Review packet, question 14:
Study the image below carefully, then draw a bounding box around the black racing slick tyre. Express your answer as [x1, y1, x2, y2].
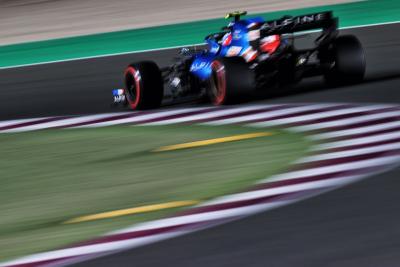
[324, 35, 366, 85]
[207, 57, 255, 105]
[124, 61, 164, 110]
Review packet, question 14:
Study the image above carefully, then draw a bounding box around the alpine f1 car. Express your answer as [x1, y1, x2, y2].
[113, 11, 366, 109]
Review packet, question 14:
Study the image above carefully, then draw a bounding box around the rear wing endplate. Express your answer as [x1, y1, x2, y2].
[260, 11, 337, 36]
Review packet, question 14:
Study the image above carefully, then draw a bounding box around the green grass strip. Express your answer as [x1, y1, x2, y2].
[0, 124, 312, 260]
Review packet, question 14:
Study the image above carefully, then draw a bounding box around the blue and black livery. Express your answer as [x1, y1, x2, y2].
[114, 11, 365, 110]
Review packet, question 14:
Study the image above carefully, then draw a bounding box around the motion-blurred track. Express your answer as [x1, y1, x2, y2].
[1, 23, 400, 266]
[1, 23, 400, 121]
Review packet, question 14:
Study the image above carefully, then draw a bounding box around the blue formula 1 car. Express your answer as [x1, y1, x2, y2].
[114, 11, 366, 109]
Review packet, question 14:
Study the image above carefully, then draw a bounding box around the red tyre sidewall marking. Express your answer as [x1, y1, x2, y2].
[124, 67, 141, 109]
[211, 61, 227, 105]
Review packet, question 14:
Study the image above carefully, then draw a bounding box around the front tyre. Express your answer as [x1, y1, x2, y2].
[124, 61, 164, 110]
[208, 57, 255, 105]
[324, 35, 366, 85]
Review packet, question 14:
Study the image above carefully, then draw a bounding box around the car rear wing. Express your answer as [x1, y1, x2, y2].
[260, 11, 338, 47]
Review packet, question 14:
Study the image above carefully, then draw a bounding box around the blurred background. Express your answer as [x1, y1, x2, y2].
[0, 0, 353, 45]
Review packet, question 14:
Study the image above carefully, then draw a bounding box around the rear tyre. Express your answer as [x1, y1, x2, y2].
[124, 61, 164, 110]
[324, 35, 366, 85]
[208, 57, 255, 105]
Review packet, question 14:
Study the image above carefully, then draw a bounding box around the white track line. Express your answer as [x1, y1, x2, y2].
[246, 105, 394, 127]
[71, 108, 213, 128]
[311, 120, 400, 140]
[314, 131, 400, 150]
[141, 105, 277, 125]
[291, 110, 400, 131]
[202, 104, 342, 125]
[0, 118, 52, 129]
[0, 232, 184, 267]
[199, 175, 361, 207]
[299, 111, 400, 131]
[299, 142, 400, 163]
[111, 200, 290, 236]
[0, 113, 133, 133]
[261, 154, 400, 183]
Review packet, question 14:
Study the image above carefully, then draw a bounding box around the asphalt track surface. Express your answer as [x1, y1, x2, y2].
[1, 23, 400, 266]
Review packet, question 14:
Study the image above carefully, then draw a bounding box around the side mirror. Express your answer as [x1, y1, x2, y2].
[179, 47, 190, 55]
